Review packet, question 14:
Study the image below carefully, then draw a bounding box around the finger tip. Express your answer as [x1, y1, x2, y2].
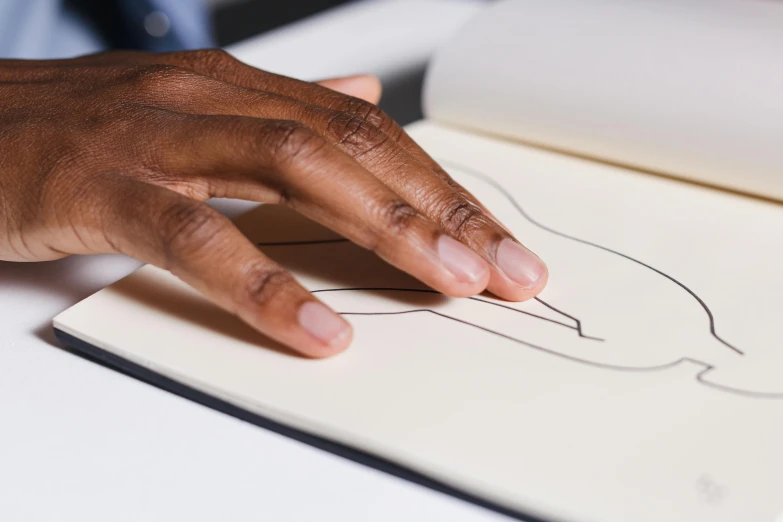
[348, 74, 382, 104]
[487, 265, 549, 302]
[440, 272, 492, 299]
[362, 75, 383, 104]
[301, 323, 354, 359]
[317, 74, 382, 104]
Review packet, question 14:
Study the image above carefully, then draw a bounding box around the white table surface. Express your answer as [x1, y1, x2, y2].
[0, 2, 515, 521]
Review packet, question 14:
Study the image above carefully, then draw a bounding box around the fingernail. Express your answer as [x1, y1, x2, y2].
[437, 235, 489, 284]
[496, 238, 547, 289]
[298, 301, 351, 346]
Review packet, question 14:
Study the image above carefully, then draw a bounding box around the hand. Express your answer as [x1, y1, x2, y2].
[0, 50, 547, 357]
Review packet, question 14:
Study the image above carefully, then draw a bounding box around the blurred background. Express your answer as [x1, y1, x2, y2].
[209, 0, 354, 46]
[208, 0, 489, 124]
[1, 0, 486, 123]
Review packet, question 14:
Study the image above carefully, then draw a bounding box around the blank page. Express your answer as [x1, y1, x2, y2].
[424, 0, 783, 200]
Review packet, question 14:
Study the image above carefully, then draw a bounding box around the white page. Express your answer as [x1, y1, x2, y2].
[55, 121, 783, 522]
[424, 0, 783, 201]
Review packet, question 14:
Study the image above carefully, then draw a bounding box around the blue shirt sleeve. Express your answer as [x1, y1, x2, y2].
[0, 0, 214, 59]
[111, 0, 215, 52]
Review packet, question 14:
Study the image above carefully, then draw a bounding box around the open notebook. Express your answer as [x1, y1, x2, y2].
[54, 1, 783, 521]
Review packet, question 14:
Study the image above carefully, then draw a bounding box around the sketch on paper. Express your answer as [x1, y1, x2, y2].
[251, 160, 782, 399]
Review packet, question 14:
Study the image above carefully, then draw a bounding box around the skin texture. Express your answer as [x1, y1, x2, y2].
[0, 50, 548, 357]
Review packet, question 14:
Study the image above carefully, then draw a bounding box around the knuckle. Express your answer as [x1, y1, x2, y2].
[128, 63, 179, 83]
[326, 111, 391, 158]
[327, 112, 394, 159]
[180, 48, 238, 71]
[125, 64, 207, 98]
[158, 201, 222, 261]
[440, 198, 489, 239]
[372, 198, 418, 237]
[333, 98, 396, 136]
[262, 120, 326, 165]
[240, 265, 294, 308]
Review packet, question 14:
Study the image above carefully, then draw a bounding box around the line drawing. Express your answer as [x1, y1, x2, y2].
[311, 287, 604, 342]
[534, 297, 596, 340]
[438, 159, 744, 357]
[257, 160, 783, 399]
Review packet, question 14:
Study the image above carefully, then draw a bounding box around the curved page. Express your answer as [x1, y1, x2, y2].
[424, 0, 783, 201]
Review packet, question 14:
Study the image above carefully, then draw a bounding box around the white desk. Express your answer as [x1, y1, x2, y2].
[1, 2, 514, 521]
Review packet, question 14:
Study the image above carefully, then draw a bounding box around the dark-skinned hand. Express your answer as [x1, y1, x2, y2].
[0, 50, 548, 357]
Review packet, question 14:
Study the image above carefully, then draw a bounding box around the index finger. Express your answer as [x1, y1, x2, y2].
[102, 178, 353, 358]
